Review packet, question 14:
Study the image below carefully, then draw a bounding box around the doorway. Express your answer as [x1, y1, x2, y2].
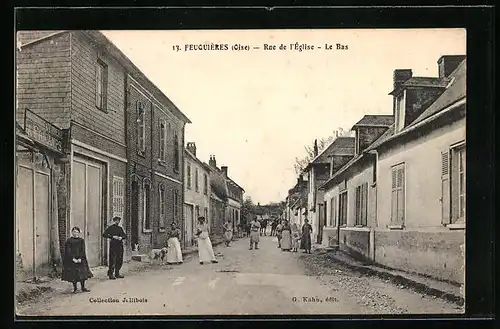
[71, 157, 104, 268]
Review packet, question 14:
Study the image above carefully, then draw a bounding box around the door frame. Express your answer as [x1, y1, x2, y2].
[184, 202, 195, 248]
[71, 151, 108, 267]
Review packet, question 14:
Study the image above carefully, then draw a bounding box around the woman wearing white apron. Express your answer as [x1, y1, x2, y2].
[166, 221, 183, 265]
[196, 217, 218, 265]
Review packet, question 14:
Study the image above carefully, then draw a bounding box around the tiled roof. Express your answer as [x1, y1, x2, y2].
[410, 60, 466, 126]
[311, 137, 355, 164]
[351, 115, 394, 128]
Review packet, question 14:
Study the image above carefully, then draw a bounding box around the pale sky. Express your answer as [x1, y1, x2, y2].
[102, 29, 466, 205]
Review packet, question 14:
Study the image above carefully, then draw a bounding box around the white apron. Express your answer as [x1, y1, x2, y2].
[166, 237, 183, 263]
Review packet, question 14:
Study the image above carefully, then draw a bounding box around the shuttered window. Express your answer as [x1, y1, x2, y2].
[186, 163, 192, 189]
[174, 132, 180, 172]
[112, 176, 124, 219]
[390, 163, 405, 226]
[173, 189, 179, 221]
[330, 196, 337, 227]
[355, 183, 368, 226]
[451, 146, 466, 223]
[159, 185, 165, 231]
[137, 101, 145, 154]
[339, 191, 348, 226]
[143, 180, 151, 232]
[95, 60, 108, 111]
[159, 120, 167, 162]
[195, 168, 199, 192]
[203, 173, 208, 195]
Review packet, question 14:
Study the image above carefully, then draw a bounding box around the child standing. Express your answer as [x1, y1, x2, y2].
[61, 227, 93, 293]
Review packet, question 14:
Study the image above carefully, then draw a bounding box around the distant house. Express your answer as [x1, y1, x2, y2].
[286, 175, 308, 227]
[184, 143, 211, 248]
[319, 55, 466, 284]
[302, 136, 355, 244]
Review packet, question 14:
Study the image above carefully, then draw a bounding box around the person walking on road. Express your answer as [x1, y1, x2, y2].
[270, 219, 278, 236]
[195, 216, 218, 265]
[281, 220, 292, 252]
[166, 221, 183, 265]
[249, 217, 261, 250]
[291, 223, 301, 252]
[222, 219, 233, 247]
[276, 221, 283, 248]
[301, 218, 313, 254]
[102, 216, 126, 279]
[62, 226, 93, 293]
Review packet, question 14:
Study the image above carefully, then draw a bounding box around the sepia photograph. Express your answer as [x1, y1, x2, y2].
[14, 27, 467, 317]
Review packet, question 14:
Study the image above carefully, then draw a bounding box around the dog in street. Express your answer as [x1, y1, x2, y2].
[149, 247, 168, 264]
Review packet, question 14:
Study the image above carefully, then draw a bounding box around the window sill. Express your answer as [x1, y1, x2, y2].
[447, 223, 465, 230]
[96, 106, 108, 113]
[158, 160, 166, 166]
[388, 224, 404, 230]
[343, 226, 370, 232]
[142, 229, 152, 234]
[158, 228, 166, 233]
[137, 151, 146, 158]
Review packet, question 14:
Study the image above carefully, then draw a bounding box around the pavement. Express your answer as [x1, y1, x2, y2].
[16, 234, 463, 316]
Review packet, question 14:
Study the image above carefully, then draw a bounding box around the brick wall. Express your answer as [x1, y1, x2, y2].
[16, 32, 71, 129]
[70, 32, 126, 145]
[358, 126, 389, 153]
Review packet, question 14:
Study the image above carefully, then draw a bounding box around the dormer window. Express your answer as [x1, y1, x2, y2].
[395, 91, 406, 133]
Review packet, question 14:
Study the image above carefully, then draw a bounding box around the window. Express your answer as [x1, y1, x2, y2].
[173, 132, 180, 172]
[95, 60, 108, 111]
[355, 183, 368, 226]
[204, 207, 208, 222]
[158, 185, 165, 231]
[203, 173, 208, 195]
[186, 163, 192, 189]
[143, 180, 151, 232]
[195, 205, 200, 220]
[338, 191, 348, 226]
[136, 101, 145, 155]
[390, 163, 405, 226]
[159, 120, 167, 162]
[173, 189, 179, 221]
[195, 168, 199, 192]
[329, 196, 337, 227]
[112, 176, 125, 219]
[451, 146, 466, 223]
[395, 92, 406, 132]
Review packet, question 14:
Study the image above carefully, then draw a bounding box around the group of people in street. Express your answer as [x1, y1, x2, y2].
[61, 216, 218, 293]
[275, 218, 313, 253]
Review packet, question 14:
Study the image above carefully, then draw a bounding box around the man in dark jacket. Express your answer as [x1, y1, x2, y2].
[102, 216, 127, 279]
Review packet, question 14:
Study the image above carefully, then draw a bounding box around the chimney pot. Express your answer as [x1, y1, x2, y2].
[438, 55, 466, 78]
[221, 166, 228, 177]
[186, 142, 197, 157]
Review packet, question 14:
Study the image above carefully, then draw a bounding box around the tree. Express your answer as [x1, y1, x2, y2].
[241, 196, 256, 224]
[293, 127, 352, 175]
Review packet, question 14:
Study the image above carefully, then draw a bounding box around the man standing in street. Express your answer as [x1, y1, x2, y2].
[102, 216, 126, 279]
[249, 216, 261, 250]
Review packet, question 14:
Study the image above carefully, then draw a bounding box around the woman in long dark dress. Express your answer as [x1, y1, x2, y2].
[61, 227, 93, 293]
[301, 219, 313, 254]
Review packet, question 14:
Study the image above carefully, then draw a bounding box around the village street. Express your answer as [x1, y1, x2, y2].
[18, 233, 461, 316]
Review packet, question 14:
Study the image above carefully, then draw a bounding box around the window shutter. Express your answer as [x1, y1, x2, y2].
[391, 168, 397, 223]
[397, 168, 405, 224]
[440, 151, 451, 225]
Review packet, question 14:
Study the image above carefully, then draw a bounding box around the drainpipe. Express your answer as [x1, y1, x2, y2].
[367, 149, 378, 262]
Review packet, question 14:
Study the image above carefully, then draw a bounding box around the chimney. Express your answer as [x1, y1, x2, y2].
[209, 155, 216, 168]
[186, 142, 196, 157]
[438, 55, 466, 78]
[393, 69, 413, 90]
[221, 166, 228, 177]
[313, 139, 318, 157]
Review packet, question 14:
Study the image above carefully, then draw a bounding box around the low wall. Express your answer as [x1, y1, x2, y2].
[322, 227, 338, 247]
[374, 229, 465, 284]
[340, 229, 371, 261]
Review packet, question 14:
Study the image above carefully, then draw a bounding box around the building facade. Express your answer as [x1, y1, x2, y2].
[184, 143, 211, 248]
[16, 30, 190, 269]
[319, 55, 466, 284]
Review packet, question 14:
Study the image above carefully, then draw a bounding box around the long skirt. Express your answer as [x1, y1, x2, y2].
[166, 237, 183, 263]
[250, 231, 260, 244]
[281, 230, 292, 250]
[224, 230, 233, 243]
[301, 233, 312, 251]
[198, 236, 216, 262]
[61, 259, 93, 282]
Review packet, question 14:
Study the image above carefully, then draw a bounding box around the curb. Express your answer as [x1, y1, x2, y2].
[322, 250, 464, 306]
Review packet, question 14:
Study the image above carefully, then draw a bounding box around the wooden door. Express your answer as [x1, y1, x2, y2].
[34, 171, 50, 271]
[184, 204, 194, 247]
[72, 158, 103, 268]
[17, 166, 34, 278]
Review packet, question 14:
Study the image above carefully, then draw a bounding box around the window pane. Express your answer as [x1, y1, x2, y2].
[391, 190, 397, 223]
